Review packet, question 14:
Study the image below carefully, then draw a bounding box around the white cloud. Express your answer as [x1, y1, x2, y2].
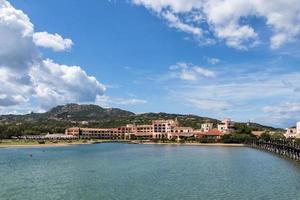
[0, 68, 33, 106]
[262, 102, 300, 127]
[168, 69, 300, 126]
[0, 0, 105, 111]
[180, 70, 197, 81]
[96, 95, 147, 108]
[193, 67, 215, 77]
[187, 98, 231, 111]
[263, 102, 300, 115]
[132, 0, 203, 13]
[207, 58, 220, 65]
[0, 0, 36, 72]
[33, 32, 73, 52]
[131, 0, 300, 49]
[0, 0, 33, 37]
[95, 95, 110, 108]
[169, 62, 216, 81]
[116, 98, 147, 105]
[162, 11, 202, 36]
[0, 94, 27, 106]
[30, 59, 106, 108]
[175, 72, 300, 102]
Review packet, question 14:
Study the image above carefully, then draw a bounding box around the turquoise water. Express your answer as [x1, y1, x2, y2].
[0, 144, 300, 200]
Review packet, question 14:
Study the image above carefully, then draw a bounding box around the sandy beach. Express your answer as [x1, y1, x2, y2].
[0, 140, 106, 149]
[0, 140, 245, 149]
[0, 143, 73, 148]
[138, 142, 245, 147]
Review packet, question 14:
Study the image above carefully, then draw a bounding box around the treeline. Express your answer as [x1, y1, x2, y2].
[0, 121, 68, 139]
[220, 124, 286, 143]
[220, 124, 300, 144]
[221, 124, 256, 143]
[0, 119, 135, 139]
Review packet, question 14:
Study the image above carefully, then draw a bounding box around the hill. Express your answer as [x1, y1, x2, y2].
[0, 104, 134, 122]
[0, 103, 283, 139]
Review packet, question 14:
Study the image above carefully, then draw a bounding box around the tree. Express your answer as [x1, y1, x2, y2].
[270, 132, 285, 140]
[235, 124, 252, 135]
[221, 124, 256, 143]
[260, 132, 271, 141]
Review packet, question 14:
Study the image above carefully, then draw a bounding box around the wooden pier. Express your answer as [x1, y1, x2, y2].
[248, 140, 300, 161]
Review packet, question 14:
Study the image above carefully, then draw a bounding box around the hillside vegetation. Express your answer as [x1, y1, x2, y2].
[0, 103, 282, 139]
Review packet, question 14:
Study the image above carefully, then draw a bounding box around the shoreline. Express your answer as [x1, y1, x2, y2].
[0, 139, 111, 149]
[0, 142, 95, 149]
[139, 142, 245, 147]
[0, 140, 245, 149]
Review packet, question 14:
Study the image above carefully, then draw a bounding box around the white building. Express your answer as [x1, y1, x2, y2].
[284, 128, 297, 138]
[81, 121, 89, 125]
[201, 123, 213, 132]
[284, 121, 300, 139]
[217, 118, 235, 134]
[153, 119, 177, 133]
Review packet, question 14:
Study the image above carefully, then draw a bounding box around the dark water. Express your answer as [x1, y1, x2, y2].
[0, 144, 300, 200]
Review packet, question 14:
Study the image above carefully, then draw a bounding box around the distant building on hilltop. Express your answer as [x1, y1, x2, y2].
[81, 121, 89, 125]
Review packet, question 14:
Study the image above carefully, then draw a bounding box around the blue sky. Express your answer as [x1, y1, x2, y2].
[1, 0, 300, 127]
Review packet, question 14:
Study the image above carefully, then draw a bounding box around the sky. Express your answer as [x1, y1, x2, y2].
[0, 0, 300, 128]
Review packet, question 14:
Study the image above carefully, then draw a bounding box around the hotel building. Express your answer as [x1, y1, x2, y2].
[201, 123, 214, 132]
[285, 121, 300, 139]
[217, 118, 235, 134]
[65, 119, 234, 141]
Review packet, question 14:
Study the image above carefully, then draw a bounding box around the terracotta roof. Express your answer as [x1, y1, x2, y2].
[194, 129, 222, 136]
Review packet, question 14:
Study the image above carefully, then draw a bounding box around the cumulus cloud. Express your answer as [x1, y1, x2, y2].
[0, 0, 105, 110]
[30, 59, 105, 108]
[131, 0, 300, 49]
[169, 62, 215, 81]
[0, 68, 33, 106]
[33, 32, 73, 52]
[0, 1, 36, 72]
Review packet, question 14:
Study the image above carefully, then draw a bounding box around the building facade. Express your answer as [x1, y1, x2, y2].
[65, 119, 233, 141]
[201, 123, 214, 132]
[194, 129, 222, 141]
[217, 118, 235, 134]
[285, 121, 300, 139]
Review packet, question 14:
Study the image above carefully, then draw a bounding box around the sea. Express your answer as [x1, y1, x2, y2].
[0, 143, 300, 200]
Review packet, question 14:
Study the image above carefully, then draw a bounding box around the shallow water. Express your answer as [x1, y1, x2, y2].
[0, 143, 300, 200]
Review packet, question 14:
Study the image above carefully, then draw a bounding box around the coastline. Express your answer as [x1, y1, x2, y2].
[0, 140, 245, 149]
[0, 139, 113, 149]
[0, 141, 95, 149]
[0, 143, 75, 148]
[138, 142, 245, 147]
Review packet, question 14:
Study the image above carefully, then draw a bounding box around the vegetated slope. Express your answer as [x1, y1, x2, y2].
[0, 103, 283, 138]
